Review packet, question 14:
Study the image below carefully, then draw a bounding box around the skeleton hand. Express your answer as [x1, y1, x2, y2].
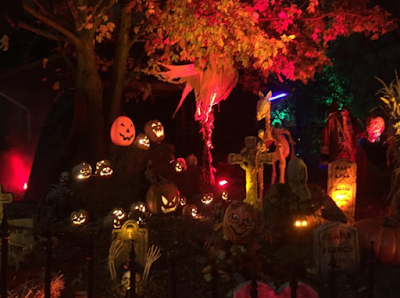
[108, 238, 123, 281]
[0, 35, 9, 51]
[142, 245, 161, 282]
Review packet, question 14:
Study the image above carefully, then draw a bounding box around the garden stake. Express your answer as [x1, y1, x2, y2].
[0, 211, 9, 298]
[87, 232, 94, 298]
[328, 253, 337, 298]
[45, 227, 52, 298]
[250, 277, 258, 298]
[126, 240, 136, 298]
[367, 241, 376, 298]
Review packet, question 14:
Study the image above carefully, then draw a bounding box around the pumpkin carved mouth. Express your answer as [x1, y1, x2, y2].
[229, 225, 251, 238]
[152, 128, 164, 138]
[119, 133, 134, 141]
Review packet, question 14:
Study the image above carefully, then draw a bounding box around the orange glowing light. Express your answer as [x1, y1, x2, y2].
[23, 183, 28, 190]
[295, 221, 301, 227]
[333, 193, 348, 208]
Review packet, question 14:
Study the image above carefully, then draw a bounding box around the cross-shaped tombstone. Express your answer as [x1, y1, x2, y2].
[0, 184, 13, 223]
[228, 136, 273, 207]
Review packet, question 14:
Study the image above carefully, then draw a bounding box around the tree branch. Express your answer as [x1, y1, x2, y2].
[93, 0, 118, 29]
[22, 4, 81, 47]
[18, 22, 68, 41]
[67, 0, 81, 29]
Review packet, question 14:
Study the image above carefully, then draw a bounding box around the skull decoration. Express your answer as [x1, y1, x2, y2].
[185, 154, 198, 167]
[72, 162, 92, 180]
[201, 193, 214, 205]
[120, 220, 140, 240]
[182, 204, 198, 218]
[221, 191, 229, 201]
[134, 134, 151, 150]
[130, 202, 146, 213]
[59, 172, 70, 186]
[173, 158, 187, 173]
[146, 183, 180, 214]
[70, 209, 89, 226]
[365, 116, 385, 143]
[121, 271, 141, 291]
[94, 160, 113, 177]
[144, 120, 165, 143]
[110, 116, 136, 146]
[180, 196, 187, 206]
[256, 91, 272, 121]
[223, 202, 256, 244]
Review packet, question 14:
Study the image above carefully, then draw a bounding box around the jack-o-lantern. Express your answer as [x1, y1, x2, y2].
[201, 193, 214, 204]
[120, 220, 140, 240]
[222, 191, 229, 201]
[128, 209, 146, 225]
[365, 116, 385, 143]
[95, 160, 113, 177]
[130, 202, 146, 213]
[113, 218, 122, 229]
[112, 207, 126, 220]
[180, 196, 187, 206]
[110, 116, 136, 146]
[186, 154, 198, 167]
[72, 162, 92, 180]
[146, 183, 180, 214]
[182, 204, 198, 218]
[223, 202, 257, 244]
[134, 134, 150, 150]
[144, 120, 165, 143]
[173, 158, 187, 172]
[70, 209, 89, 226]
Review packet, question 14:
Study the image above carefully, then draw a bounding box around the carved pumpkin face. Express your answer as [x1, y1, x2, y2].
[182, 204, 198, 218]
[173, 158, 187, 172]
[72, 162, 92, 180]
[95, 160, 113, 177]
[180, 196, 187, 206]
[146, 183, 180, 214]
[70, 209, 89, 226]
[185, 154, 198, 166]
[223, 202, 256, 244]
[121, 220, 140, 240]
[134, 134, 150, 150]
[112, 207, 126, 220]
[130, 202, 146, 213]
[201, 193, 214, 204]
[145, 120, 165, 143]
[113, 218, 122, 229]
[222, 191, 228, 201]
[110, 116, 136, 146]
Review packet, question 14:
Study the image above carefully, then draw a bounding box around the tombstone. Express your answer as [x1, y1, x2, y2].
[327, 159, 357, 224]
[313, 222, 359, 279]
[8, 218, 35, 269]
[0, 184, 13, 223]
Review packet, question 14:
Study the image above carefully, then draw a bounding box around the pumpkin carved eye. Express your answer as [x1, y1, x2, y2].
[121, 123, 125, 126]
[162, 195, 168, 206]
[243, 217, 252, 224]
[231, 213, 239, 221]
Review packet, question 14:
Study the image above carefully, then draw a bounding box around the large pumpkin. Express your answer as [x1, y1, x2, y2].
[223, 201, 257, 244]
[144, 120, 165, 143]
[146, 183, 180, 214]
[355, 217, 400, 265]
[110, 116, 136, 146]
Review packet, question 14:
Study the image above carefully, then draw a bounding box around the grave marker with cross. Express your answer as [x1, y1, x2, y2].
[0, 184, 13, 223]
[228, 136, 273, 207]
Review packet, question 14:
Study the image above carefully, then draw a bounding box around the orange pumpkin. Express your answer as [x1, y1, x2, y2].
[355, 217, 400, 265]
[223, 201, 257, 244]
[110, 116, 135, 146]
[146, 183, 180, 214]
[144, 120, 165, 143]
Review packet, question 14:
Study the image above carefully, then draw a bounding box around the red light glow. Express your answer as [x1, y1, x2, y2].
[218, 180, 228, 187]
[23, 183, 28, 190]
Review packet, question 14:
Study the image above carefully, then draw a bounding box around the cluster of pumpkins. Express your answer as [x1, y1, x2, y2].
[110, 116, 166, 148]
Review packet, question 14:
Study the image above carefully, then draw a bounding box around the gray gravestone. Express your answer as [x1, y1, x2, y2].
[313, 221, 359, 279]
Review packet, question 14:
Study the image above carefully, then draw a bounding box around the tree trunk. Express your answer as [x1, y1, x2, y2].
[201, 120, 216, 188]
[109, 0, 132, 127]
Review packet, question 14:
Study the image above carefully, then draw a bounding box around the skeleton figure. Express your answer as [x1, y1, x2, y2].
[256, 91, 295, 184]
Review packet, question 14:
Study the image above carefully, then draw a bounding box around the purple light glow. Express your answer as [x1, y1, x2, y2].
[269, 93, 288, 101]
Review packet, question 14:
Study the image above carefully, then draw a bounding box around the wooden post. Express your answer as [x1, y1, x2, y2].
[45, 227, 52, 298]
[328, 253, 337, 298]
[1, 210, 10, 298]
[87, 232, 94, 298]
[367, 241, 376, 298]
[127, 240, 136, 298]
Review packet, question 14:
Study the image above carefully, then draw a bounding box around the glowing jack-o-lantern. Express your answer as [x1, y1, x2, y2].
[130, 202, 146, 213]
[95, 160, 113, 177]
[294, 220, 308, 228]
[72, 162, 92, 181]
[134, 134, 150, 150]
[120, 220, 140, 240]
[182, 204, 198, 218]
[365, 116, 385, 143]
[113, 218, 122, 229]
[180, 196, 187, 206]
[112, 207, 126, 220]
[221, 191, 229, 201]
[146, 183, 180, 214]
[185, 154, 198, 167]
[173, 158, 187, 172]
[201, 193, 214, 204]
[144, 120, 165, 143]
[223, 202, 256, 244]
[110, 116, 136, 146]
[70, 209, 89, 226]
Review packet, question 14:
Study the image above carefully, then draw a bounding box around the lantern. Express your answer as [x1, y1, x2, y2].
[365, 116, 385, 143]
[182, 204, 198, 218]
[134, 134, 150, 150]
[144, 120, 165, 143]
[180, 196, 187, 206]
[130, 202, 146, 213]
[146, 183, 180, 214]
[110, 116, 136, 146]
[201, 193, 214, 204]
[94, 160, 113, 177]
[221, 191, 228, 201]
[185, 154, 198, 166]
[72, 162, 92, 180]
[70, 209, 89, 226]
[120, 220, 140, 240]
[223, 202, 256, 244]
